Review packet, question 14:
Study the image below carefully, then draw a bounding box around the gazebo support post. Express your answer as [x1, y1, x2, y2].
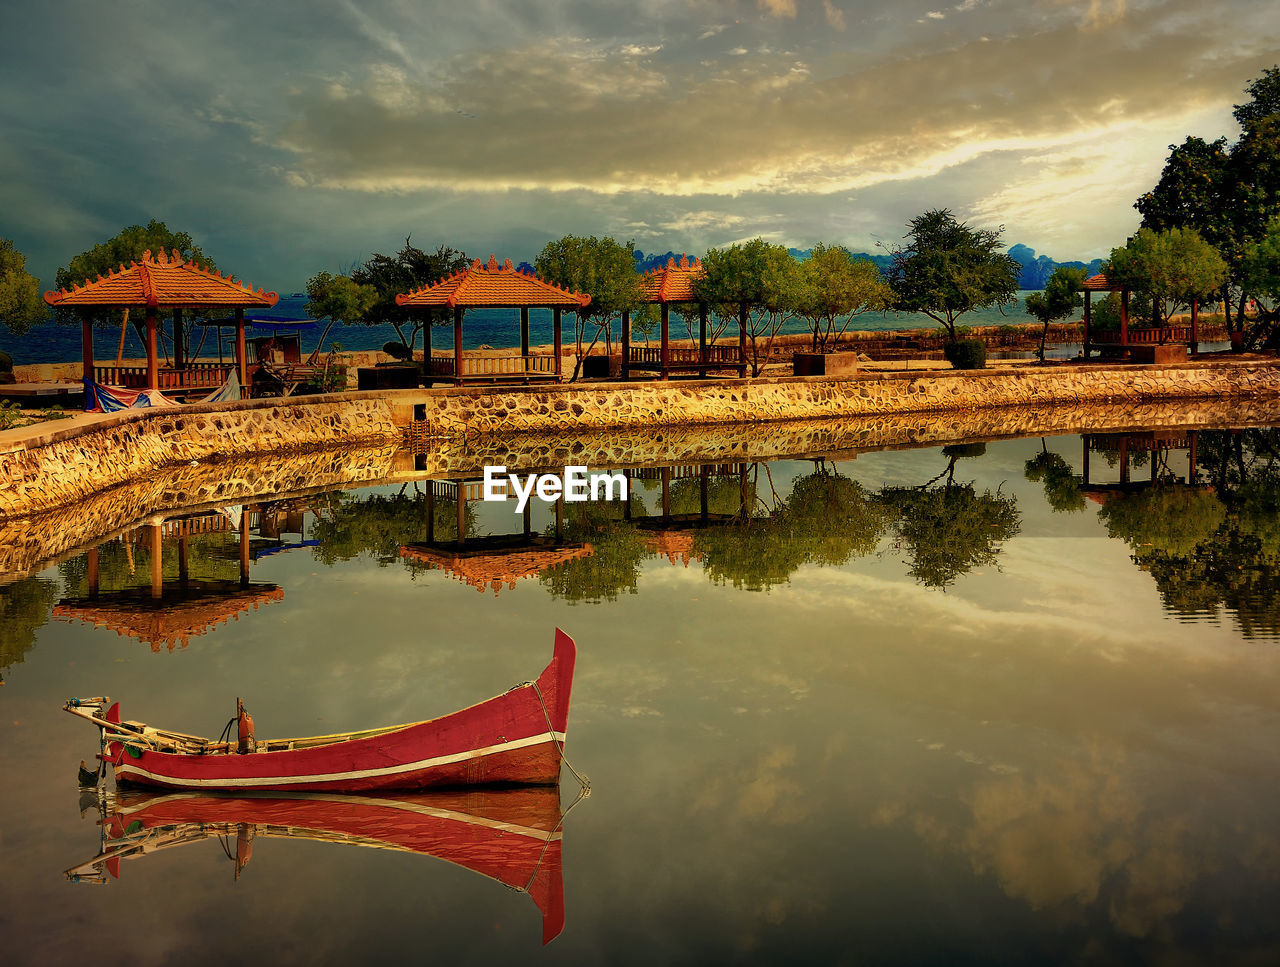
[145, 307, 159, 390]
[453, 306, 464, 386]
[520, 307, 530, 380]
[1190, 298, 1199, 356]
[738, 306, 748, 378]
[172, 308, 184, 373]
[1120, 289, 1130, 357]
[81, 317, 95, 386]
[424, 316, 432, 383]
[553, 309, 563, 380]
[87, 547, 99, 599]
[1082, 292, 1091, 360]
[699, 304, 708, 377]
[621, 310, 630, 380]
[456, 486, 467, 547]
[660, 305, 670, 380]
[235, 309, 248, 393]
[426, 486, 435, 544]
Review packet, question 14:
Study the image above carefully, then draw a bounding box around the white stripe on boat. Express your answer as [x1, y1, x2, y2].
[114, 732, 567, 788]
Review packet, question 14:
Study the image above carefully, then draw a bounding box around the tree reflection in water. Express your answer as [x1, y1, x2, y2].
[879, 444, 1022, 590]
[0, 576, 59, 681]
[1102, 429, 1280, 637]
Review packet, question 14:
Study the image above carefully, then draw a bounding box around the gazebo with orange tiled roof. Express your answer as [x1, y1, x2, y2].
[1081, 271, 1199, 362]
[395, 255, 590, 385]
[43, 249, 278, 395]
[622, 255, 746, 380]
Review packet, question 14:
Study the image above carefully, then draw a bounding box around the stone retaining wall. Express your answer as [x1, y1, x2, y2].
[0, 395, 399, 521]
[407, 360, 1280, 438]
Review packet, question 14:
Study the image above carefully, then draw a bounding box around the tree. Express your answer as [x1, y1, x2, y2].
[0, 239, 45, 336]
[695, 239, 800, 376]
[1135, 66, 1280, 342]
[1023, 266, 1085, 361]
[1242, 216, 1280, 346]
[794, 244, 893, 351]
[535, 235, 645, 381]
[1024, 445, 1086, 513]
[0, 576, 58, 680]
[884, 209, 1020, 341]
[51, 220, 215, 366]
[53, 220, 212, 324]
[1106, 227, 1227, 324]
[304, 271, 378, 358]
[351, 239, 469, 353]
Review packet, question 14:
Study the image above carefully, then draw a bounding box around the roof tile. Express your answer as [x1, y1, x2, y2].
[44, 249, 279, 309]
[640, 255, 703, 303]
[396, 256, 591, 309]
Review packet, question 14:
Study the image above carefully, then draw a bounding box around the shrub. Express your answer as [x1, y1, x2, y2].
[382, 341, 412, 361]
[944, 338, 987, 369]
[0, 350, 12, 372]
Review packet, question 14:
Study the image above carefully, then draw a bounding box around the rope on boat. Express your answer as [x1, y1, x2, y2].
[523, 680, 591, 795]
[516, 782, 591, 897]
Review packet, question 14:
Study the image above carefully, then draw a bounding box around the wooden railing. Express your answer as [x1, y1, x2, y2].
[629, 345, 742, 366]
[1092, 326, 1194, 346]
[425, 355, 557, 379]
[94, 362, 234, 389]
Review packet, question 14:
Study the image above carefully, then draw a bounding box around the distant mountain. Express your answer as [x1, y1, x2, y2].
[1006, 244, 1105, 290]
[635, 246, 1103, 290]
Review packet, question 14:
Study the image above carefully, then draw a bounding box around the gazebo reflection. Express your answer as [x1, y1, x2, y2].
[399, 478, 594, 594]
[52, 506, 286, 652]
[621, 463, 752, 563]
[1081, 431, 1200, 501]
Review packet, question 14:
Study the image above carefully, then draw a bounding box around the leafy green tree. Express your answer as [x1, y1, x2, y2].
[0, 239, 45, 336]
[1242, 216, 1280, 346]
[1136, 67, 1280, 341]
[535, 236, 645, 380]
[695, 239, 800, 376]
[794, 244, 893, 351]
[1106, 228, 1228, 325]
[884, 209, 1020, 342]
[694, 514, 808, 591]
[304, 271, 379, 358]
[52, 220, 213, 329]
[1023, 266, 1085, 361]
[351, 239, 469, 353]
[784, 469, 894, 564]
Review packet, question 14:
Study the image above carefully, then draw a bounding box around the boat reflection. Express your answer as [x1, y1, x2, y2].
[66, 786, 569, 944]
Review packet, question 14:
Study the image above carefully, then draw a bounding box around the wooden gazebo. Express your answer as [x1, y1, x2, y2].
[395, 256, 590, 385]
[44, 249, 278, 394]
[1081, 431, 1199, 501]
[622, 256, 746, 380]
[1081, 272, 1199, 362]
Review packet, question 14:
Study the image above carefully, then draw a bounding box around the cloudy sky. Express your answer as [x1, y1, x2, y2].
[2, 0, 1278, 292]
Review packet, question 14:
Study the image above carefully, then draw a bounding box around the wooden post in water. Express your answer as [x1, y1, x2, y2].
[457, 483, 466, 547]
[178, 534, 189, 587]
[87, 547, 99, 599]
[149, 524, 163, 600]
[239, 509, 250, 588]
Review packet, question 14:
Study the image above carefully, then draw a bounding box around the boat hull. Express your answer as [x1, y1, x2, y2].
[101, 630, 576, 793]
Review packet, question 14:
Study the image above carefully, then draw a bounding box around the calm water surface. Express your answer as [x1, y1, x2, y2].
[3, 429, 1280, 965]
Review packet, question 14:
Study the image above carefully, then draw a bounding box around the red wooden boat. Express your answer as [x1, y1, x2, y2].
[66, 786, 567, 944]
[65, 629, 576, 793]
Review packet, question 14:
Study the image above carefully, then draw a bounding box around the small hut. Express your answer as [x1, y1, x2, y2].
[395, 256, 590, 385]
[43, 249, 278, 396]
[622, 256, 747, 380]
[1081, 272, 1199, 362]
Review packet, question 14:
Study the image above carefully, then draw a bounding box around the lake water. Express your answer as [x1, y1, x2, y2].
[3, 421, 1280, 964]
